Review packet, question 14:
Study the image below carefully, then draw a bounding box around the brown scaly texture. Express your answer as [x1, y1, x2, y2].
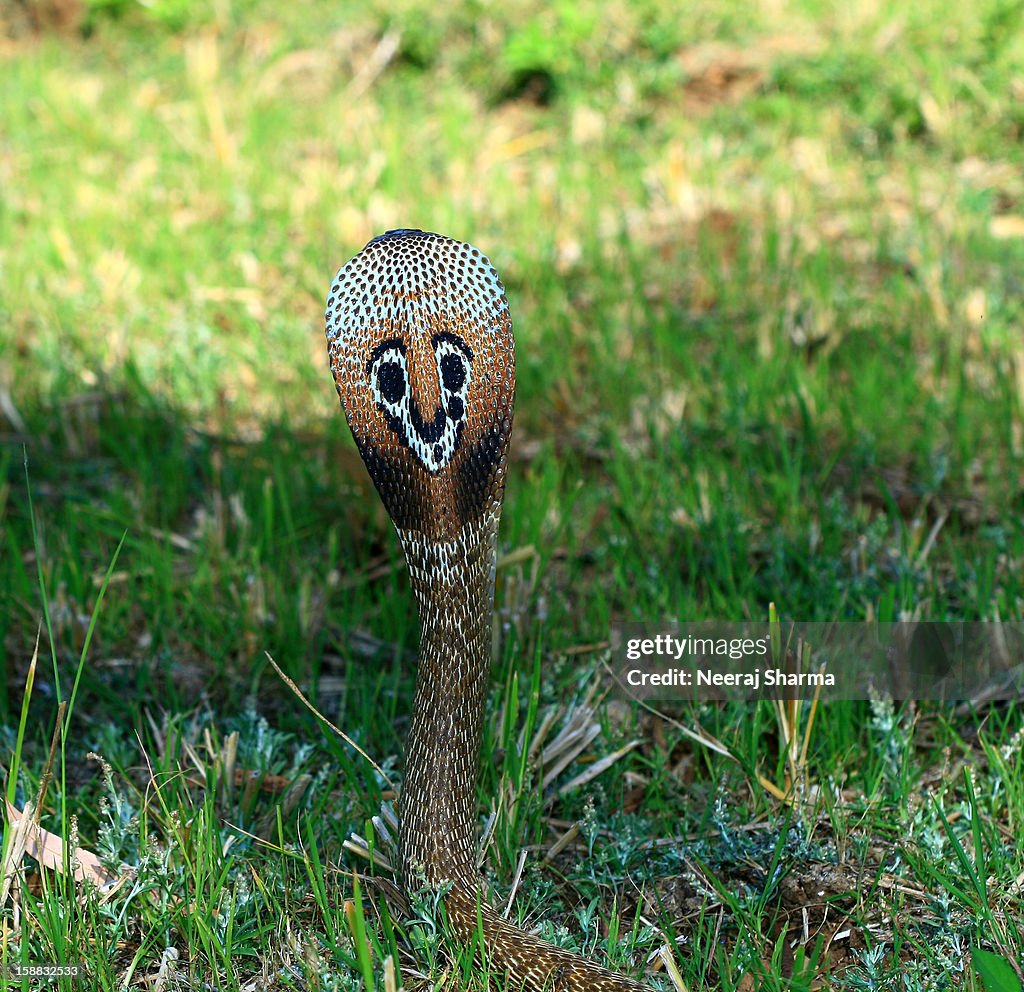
[326, 230, 652, 991]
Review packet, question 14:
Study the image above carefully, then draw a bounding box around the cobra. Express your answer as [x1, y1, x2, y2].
[326, 229, 652, 991]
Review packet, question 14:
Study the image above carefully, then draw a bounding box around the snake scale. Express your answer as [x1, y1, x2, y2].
[326, 229, 653, 991]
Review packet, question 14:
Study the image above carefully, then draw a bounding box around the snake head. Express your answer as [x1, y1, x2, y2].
[325, 230, 516, 542]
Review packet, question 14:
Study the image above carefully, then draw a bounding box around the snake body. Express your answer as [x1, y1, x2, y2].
[326, 230, 651, 991]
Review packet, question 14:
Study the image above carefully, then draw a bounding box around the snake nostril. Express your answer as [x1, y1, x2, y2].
[377, 361, 406, 404]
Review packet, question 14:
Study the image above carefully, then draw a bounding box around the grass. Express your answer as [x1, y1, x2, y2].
[1, 0, 1023, 987]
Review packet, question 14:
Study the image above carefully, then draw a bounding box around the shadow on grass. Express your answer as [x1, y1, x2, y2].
[1, 366, 418, 751]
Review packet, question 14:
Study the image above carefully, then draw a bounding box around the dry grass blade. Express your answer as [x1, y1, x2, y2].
[0, 798, 35, 908]
[345, 28, 401, 100]
[345, 800, 399, 872]
[525, 707, 561, 766]
[599, 654, 738, 761]
[384, 954, 401, 992]
[153, 947, 180, 992]
[502, 848, 529, 917]
[343, 834, 396, 873]
[556, 739, 641, 797]
[4, 798, 119, 888]
[758, 639, 825, 806]
[539, 693, 603, 792]
[0, 387, 27, 434]
[544, 821, 581, 860]
[266, 651, 394, 790]
[656, 943, 689, 992]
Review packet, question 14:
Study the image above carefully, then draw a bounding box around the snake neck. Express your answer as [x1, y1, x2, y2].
[397, 517, 498, 891]
[396, 522, 654, 992]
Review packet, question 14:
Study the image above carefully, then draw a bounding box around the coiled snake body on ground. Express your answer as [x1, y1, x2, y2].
[326, 229, 652, 991]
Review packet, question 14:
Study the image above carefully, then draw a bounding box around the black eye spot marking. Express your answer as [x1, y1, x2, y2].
[378, 361, 406, 404]
[367, 341, 409, 430]
[365, 333, 474, 474]
[440, 353, 466, 393]
[432, 333, 473, 439]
